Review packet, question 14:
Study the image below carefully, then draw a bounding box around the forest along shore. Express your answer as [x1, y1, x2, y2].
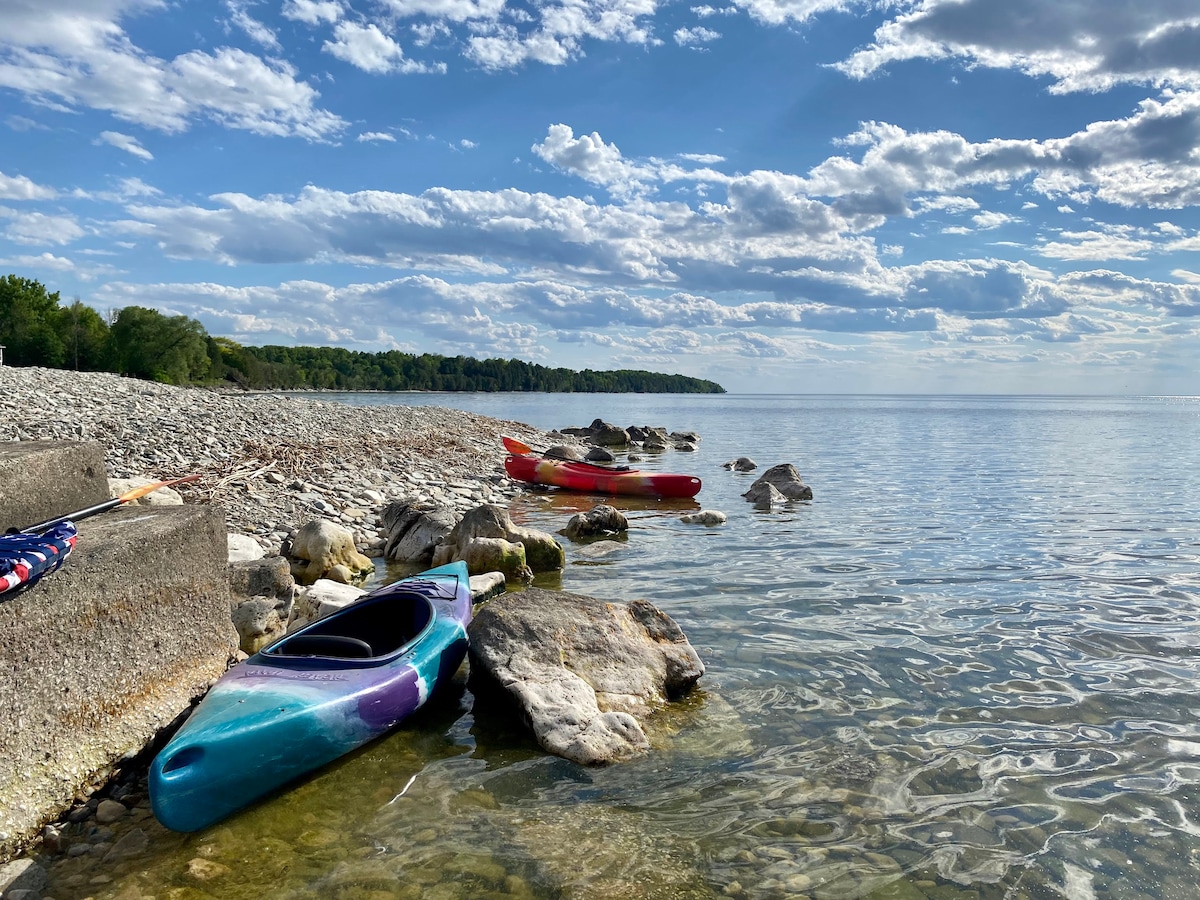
[0, 366, 555, 554]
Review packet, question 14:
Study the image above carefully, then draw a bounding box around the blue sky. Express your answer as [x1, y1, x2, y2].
[2, 0, 1200, 394]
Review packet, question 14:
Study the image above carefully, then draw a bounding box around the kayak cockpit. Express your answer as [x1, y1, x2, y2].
[260, 588, 436, 668]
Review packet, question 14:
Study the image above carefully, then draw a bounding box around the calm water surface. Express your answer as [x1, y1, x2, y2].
[61, 395, 1200, 899]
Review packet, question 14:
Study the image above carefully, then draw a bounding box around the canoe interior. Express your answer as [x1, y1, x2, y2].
[261, 588, 435, 667]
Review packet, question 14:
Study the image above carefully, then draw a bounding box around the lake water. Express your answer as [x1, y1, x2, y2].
[54, 394, 1200, 899]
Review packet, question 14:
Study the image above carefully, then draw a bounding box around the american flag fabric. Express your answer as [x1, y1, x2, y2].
[0, 521, 78, 596]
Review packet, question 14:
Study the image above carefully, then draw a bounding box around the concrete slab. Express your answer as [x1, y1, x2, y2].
[0, 441, 110, 533]
[0, 504, 238, 860]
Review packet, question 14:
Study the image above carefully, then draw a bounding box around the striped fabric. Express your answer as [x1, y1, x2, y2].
[0, 521, 78, 596]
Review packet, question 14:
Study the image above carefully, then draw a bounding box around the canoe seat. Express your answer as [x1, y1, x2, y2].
[277, 634, 374, 659]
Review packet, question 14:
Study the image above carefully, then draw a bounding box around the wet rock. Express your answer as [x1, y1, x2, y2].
[680, 510, 727, 526]
[434, 504, 564, 575]
[468, 588, 704, 765]
[722, 457, 757, 472]
[563, 504, 629, 541]
[743, 482, 787, 508]
[94, 799, 127, 825]
[743, 463, 813, 501]
[584, 446, 615, 462]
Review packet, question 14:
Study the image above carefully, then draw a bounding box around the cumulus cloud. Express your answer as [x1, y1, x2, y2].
[96, 131, 153, 160]
[357, 131, 397, 142]
[674, 26, 720, 46]
[0, 0, 344, 139]
[1, 210, 86, 246]
[0, 171, 57, 201]
[322, 21, 440, 74]
[465, 0, 660, 70]
[838, 0, 1200, 93]
[281, 0, 343, 24]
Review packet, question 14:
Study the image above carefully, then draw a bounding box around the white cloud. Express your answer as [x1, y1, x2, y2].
[96, 130, 153, 160]
[226, 0, 280, 50]
[1, 210, 86, 246]
[838, 1, 1200, 93]
[357, 131, 397, 142]
[0, 1, 345, 140]
[465, 0, 660, 70]
[732, 0, 858, 27]
[281, 0, 343, 25]
[532, 124, 655, 196]
[323, 21, 432, 74]
[0, 171, 58, 201]
[377, 0, 507, 23]
[674, 26, 720, 46]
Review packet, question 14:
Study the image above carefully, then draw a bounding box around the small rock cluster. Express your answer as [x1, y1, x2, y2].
[559, 418, 700, 456]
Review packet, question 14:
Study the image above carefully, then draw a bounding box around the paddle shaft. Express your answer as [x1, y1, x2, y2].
[20, 474, 202, 534]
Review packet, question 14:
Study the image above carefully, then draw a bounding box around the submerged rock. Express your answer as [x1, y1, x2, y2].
[562, 504, 629, 541]
[722, 457, 758, 472]
[468, 588, 705, 765]
[680, 510, 727, 526]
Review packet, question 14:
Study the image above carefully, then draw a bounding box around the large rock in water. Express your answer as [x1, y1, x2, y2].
[742, 463, 813, 502]
[468, 588, 705, 765]
[433, 504, 564, 578]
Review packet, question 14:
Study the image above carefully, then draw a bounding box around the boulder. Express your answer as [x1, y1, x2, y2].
[231, 597, 288, 654]
[228, 556, 297, 653]
[546, 444, 585, 461]
[381, 500, 459, 563]
[744, 463, 813, 501]
[287, 519, 374, 584]
[642, 433, 670, 452]
[680, 510, 727, 526]
[669, 431, 700, 444]
[563, 504, 629, 541]
[227, 533, 265, 562]
[587, 419, 630, 447]
[293, 579, 367, 625]
[468, 588, 704, 765]
[584, 446, 615, 462]
[433, 504, 564, 576]
[743, 481, 787, 508]
[723, 457, 758, 472]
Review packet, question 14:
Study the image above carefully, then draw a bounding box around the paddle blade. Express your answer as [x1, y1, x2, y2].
[116, 473, 202, 503]
[502, 436, 534, 455]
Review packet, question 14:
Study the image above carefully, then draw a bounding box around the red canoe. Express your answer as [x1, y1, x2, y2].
[504, 454, 702, 498]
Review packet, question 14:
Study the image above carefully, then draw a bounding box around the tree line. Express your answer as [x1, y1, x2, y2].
[0, 275, 726, 394]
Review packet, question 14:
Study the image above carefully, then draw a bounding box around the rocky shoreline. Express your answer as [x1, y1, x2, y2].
[0, 367, 556, 554]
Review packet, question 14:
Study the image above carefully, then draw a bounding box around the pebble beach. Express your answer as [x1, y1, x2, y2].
[0, 366, 554, 553]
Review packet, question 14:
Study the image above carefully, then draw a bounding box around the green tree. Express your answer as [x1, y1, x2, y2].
[55, 299, 111, 371]
[0, 274, 66, 367]
[110, 306, 211, 384]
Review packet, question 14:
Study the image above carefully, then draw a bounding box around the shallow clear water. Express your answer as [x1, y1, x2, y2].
[52, 394, 1200, 899]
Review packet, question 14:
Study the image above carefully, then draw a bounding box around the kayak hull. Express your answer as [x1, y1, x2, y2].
[504, 454, 702, 498]
[149, 561, 472, 832]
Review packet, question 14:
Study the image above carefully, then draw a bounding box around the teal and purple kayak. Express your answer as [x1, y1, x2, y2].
[149, 561, 472, 832]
